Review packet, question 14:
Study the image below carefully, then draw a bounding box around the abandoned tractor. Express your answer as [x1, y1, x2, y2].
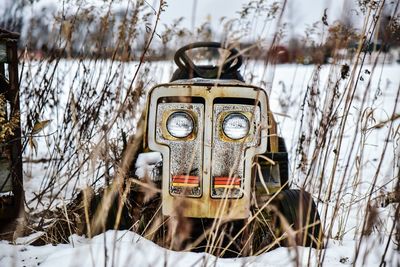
[128, 42, 323, 256]
[39, 42, 323, 256]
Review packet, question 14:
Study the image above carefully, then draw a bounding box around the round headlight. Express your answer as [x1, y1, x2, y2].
[166, 112, 194, 138]
[222, 113, 249, 140]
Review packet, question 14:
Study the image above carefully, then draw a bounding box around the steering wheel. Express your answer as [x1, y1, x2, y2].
[174, 42, 243, 79]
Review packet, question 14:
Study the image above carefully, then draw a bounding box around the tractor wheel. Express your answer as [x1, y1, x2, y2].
[272, 189, 323, 248]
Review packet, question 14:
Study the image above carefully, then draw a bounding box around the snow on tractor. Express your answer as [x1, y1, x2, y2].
[128, 42, 324, 256]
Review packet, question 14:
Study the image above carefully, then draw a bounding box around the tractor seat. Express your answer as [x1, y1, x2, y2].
[170, 65, 244, 82]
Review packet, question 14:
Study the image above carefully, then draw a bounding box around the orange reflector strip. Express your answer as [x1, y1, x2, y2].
[171, 183, 199, 187]
[171, 175, 199, 187]
[172, 175, 199, 180]
[213, 177, 241, 187]
[214, 185, 241, 189]
[172, 180, 199, 184]
[214, 177, 241, 181]
[214, 182, 241, 185]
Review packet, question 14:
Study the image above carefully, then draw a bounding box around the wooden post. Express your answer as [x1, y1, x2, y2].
[0, 28, 23, 224]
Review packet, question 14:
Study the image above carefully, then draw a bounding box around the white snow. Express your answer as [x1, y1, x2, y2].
[1, 230, 398, 267]
[135, 152, 162, 180]
[15, 231, 45, 245]
[1, 59, 399, 266]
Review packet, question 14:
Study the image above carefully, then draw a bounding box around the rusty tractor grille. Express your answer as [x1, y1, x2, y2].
[211, 104, 260, 198]
[156, 103, 204, 197]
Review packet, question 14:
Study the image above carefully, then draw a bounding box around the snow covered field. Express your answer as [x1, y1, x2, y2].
[0, 59, 399, 266]
[0, 230, 395, 267]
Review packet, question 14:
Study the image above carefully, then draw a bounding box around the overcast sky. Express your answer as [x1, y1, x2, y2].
[160, 0, 359, 36]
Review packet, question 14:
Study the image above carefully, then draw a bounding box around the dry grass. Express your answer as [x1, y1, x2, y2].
[1, 0, 399, 266]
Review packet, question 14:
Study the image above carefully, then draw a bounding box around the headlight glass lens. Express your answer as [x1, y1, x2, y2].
[222, 113, 249, 140]
[166, 112, 194, 138]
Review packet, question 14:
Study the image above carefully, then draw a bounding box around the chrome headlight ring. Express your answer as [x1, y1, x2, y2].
[166, 111, 194, 138]
[222, 113, 250, 140]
